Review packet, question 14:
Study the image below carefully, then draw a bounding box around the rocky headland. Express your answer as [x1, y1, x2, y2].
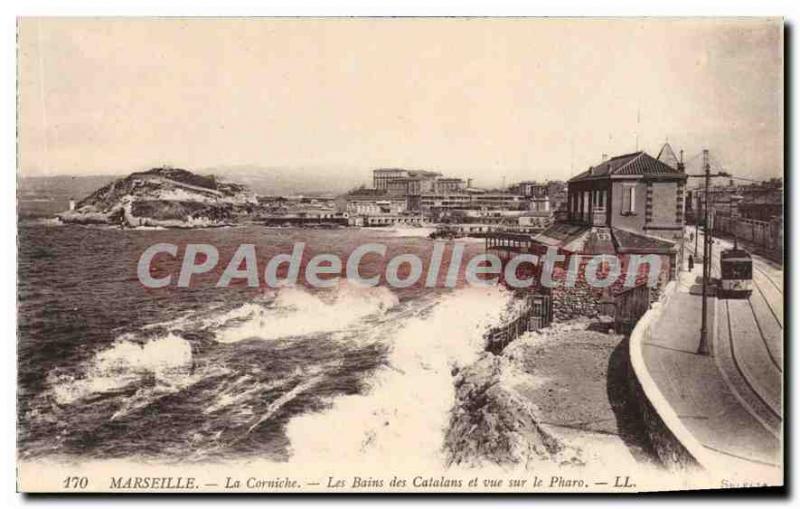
[56, 167, 259, 228]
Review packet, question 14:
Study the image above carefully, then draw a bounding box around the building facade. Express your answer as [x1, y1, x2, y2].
[567, 151, 686, 242]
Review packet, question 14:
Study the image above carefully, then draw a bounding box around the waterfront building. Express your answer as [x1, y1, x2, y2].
[363, 214, 426, 227]
[487, 146, 688, 284]
[261, 210, 351, 227]
[470, 191, 527, 211]
[338, 188, 407, 216]
[373, 169, 467, 212]
[566, 149, 686, 241]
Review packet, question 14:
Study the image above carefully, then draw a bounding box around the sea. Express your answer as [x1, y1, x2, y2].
[17, 216, 513, 466]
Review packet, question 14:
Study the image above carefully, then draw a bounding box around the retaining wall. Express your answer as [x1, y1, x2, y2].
[627, 282, 711, 472]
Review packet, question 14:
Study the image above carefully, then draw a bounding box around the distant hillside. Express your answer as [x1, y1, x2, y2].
[55, 167, 258, 227]
[217, 166, 364, 196]
[18, 175, 116, 218]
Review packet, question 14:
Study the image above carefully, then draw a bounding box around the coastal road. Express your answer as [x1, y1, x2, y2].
[692, 231, 783, 433]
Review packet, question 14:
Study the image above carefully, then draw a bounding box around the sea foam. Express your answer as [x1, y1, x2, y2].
[50, 333, 194, 406]
[208, 283, 399, 344]
[283, 286, 512, 468]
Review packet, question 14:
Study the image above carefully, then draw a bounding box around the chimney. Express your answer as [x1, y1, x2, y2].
[467, 178, 473, 188]
[677, 149, 685, 173]
[601, 153, 608, 162]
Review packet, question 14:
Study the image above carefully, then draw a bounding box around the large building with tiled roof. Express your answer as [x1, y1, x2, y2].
[561, 146, 688, 278]
[566, 149, 687, 235]
[484, 146, 689, 320]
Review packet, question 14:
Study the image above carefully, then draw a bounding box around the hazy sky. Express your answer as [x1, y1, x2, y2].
[18, 18, 783, 186]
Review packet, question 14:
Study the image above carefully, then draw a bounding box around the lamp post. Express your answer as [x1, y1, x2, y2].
[686, 149, 729, 356]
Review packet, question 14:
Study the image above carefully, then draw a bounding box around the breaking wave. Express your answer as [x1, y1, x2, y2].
[28, 276, 518, 466]
[33, 282, 401, 457]
[49, 333, 195, 407]
[284, 286, 513, 468]
[206, 283, 399, 344]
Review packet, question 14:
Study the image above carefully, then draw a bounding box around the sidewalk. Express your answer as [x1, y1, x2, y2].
[639, 263, 782, 473]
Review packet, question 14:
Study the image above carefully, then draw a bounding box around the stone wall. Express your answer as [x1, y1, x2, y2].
[543, 254, 670, 322]
[627, 361, 701, 470]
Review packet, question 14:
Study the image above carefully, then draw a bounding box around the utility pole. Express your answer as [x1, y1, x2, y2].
[699, 149, 710, 355]
[694, 191, 700, 257]
[686, 149, 730, 356]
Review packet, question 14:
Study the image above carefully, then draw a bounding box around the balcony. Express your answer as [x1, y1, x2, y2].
[592, 206, 607, 226]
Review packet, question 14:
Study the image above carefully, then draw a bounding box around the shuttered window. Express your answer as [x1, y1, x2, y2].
[622, 185, 636, 214]
[622, 186, 630, 213]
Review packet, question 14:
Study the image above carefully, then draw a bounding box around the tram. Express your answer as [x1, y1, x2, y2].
[719, 243, 753, 298]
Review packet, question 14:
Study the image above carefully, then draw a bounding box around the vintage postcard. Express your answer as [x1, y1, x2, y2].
[16, 17, 784, 493]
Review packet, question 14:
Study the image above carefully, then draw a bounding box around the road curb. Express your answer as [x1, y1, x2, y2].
[627, 281, 717, 472]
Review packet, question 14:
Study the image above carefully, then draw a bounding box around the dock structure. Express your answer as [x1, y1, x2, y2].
[485, 231, 537, 258]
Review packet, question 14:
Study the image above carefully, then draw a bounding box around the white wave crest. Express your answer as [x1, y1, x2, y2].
[209, 283, 399, 344]
[284, 286, 513, 468]
[50, 333, 194, 406]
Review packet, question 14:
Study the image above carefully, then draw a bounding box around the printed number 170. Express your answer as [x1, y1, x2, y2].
[62, 476, 88, 489]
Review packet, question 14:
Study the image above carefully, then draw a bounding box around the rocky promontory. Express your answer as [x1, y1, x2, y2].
[57, 167, 259, 228]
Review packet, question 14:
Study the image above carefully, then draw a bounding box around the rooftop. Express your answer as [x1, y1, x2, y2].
[531, 222, 677, 254]
[568, 151, 686, 183]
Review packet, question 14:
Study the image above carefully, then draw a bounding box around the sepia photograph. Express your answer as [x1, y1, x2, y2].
[14, 15, 784, 494]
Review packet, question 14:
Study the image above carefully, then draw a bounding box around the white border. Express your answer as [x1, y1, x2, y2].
[3, 2, 796, 508]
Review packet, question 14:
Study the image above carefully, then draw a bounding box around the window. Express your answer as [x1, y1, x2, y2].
[622, 185, 636, 215]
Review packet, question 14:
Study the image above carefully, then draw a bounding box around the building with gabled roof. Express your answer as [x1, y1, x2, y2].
[485, 146, 689, 319]
[566, 149, 686, 237]
[560, 147, 688, 279]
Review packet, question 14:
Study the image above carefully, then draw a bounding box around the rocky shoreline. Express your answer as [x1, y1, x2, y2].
[444, 352, 583, 469]
[56, 167, 259, 228]
[444, 317, 659, 470]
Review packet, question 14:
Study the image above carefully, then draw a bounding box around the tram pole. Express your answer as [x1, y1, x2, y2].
[686, 149, 729, 356]
[698, 150, 710, 355]
[694, 193, 700, 257]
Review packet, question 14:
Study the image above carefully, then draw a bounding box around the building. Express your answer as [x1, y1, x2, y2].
[566, 150, 686, 244]
[487, 147, 688, 283]
[510, 181, 548, 198]
[470, 191, 527, 211]
[688, 178, 783, 224]
[372, 169, 469, 212]
[517, 210, 554, 231]
[375, 169, 440, 194]
[373, 169, 411, 191]
[546, 181, 568, 211]
[687, 178, 783, 256]
[419, 192, 472, 217]
[433, 177, 466, 194]
[363, 214, 426, 227]
[508, 179, 567, 214]
[262, 210, 351, 227]
[527, 195, 551, 214]
[338, 188, 407, 216]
